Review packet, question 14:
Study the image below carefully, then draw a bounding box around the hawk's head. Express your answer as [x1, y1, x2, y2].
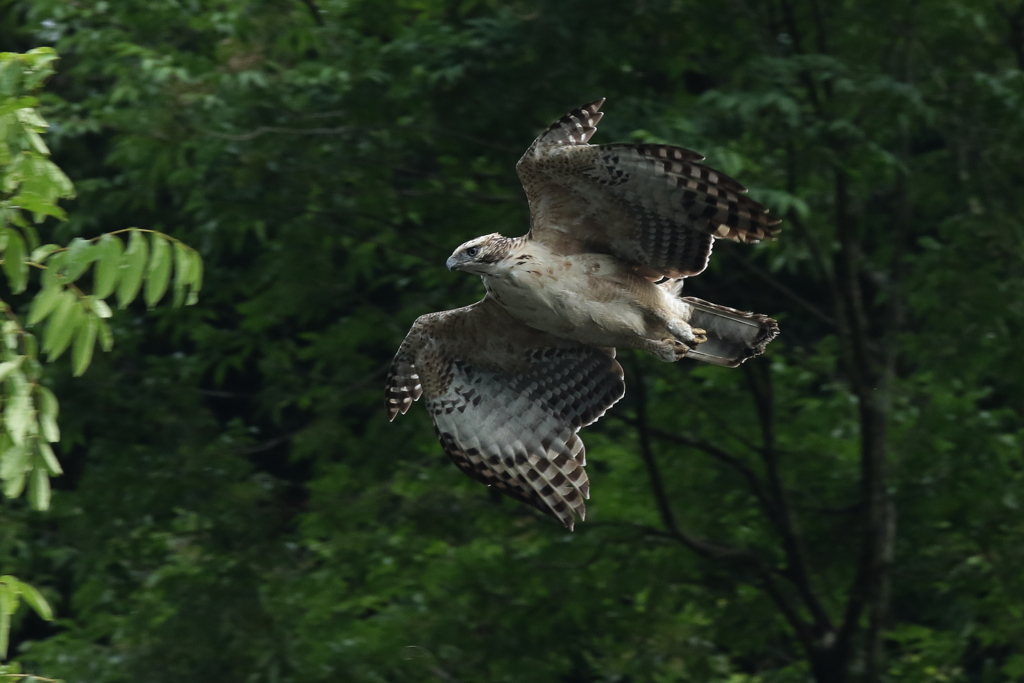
[446, 234, 513, 275]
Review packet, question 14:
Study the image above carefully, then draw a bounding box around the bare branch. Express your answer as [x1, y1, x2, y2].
[630, 360, 759, 563]
[830, 165, 892, 668]
[778, 0, 825, 116]
[616, 415, 777, 524]
[744, 363, 835, 637]
[997, 1, 1024, 69]
[731, 254, 835, 328]
[785, 138, 836, 292]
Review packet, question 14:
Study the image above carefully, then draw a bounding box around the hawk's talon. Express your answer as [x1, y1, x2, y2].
[664, 339, 691, 360]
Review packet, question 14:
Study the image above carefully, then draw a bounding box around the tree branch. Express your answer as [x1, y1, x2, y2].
[744, 363, 834, 638]
[731, 254, 835, 328]
[616, 415, 777, 525]
[778, 0, 825, 116]
[629, 360, 828, 659]
[998, 1, 1024, 69]
[785, 138, 837, 294]
[630, 361, 755, 562]
[830, 165, 892, 672]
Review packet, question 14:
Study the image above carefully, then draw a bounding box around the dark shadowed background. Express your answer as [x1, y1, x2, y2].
[1, 0, 1023, 681]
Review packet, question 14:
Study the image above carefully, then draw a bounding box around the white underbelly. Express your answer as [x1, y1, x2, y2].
[483, 256, 647, 346]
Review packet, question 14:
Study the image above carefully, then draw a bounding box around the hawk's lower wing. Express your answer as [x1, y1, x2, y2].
[517, 100, 780, 279]
[386, 299, 625, 529]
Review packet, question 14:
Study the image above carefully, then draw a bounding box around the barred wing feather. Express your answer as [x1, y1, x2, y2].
[518, 99, 780, 278]
[386, 299, 624, 529]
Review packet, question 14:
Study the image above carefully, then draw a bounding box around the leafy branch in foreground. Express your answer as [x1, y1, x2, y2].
[0, 47, 205, 666]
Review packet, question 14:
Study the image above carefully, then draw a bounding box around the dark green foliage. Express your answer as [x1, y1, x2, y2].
[1, 0, 1023, 681]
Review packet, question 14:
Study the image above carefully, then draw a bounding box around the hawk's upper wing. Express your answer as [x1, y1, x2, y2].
[517, 99, 781, 279]
[386, 298, 624, 530]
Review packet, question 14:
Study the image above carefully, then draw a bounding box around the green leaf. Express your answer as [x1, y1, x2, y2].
[37, 441, 61, 476]
[34, 385, 58, 443]
[89, 295, 112, 319]
[172, 241, 191, 308]
[0, 441, 28, 484]
[27, 283, 62, 326]
[4, 384, 32, 445]
[0, 95, 34, 118]
[1, 227, 27, 294]
[61, 236, 95, 282]
[0, 580, 17, 616]
[29, 243, 60, 264]
[1, 472, 24, 500]
[14, 579, 51, 621]
[39, 251, 64, 290]
[190, 248, 204, 291]
[0, 322, 15, 351]
[24, 129, 48, 155]
[7, 193, 65, 221]
[96, 317, 113, 353]
[43, 290, 79, 361]
[116, 229, 148, 309]
[0, 359, 21, 383]
[21, 223, 39, 253]
[27, 462, 49, 511]
[22, 333, 36, 359]
[0, 585, 11, 659]
[72, 313, 97, 377]
[92, 233, 123, 298]
[144, 233, 172, 307]
[187, 247, 204, 305]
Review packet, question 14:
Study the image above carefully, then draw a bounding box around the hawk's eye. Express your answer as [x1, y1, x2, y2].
[465, 247, 479, 257]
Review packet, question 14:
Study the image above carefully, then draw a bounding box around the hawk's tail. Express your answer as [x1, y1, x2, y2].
[681, 296, 779, 367]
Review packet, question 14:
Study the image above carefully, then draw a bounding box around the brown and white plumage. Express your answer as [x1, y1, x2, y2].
[389, 99, 780, 529]
[517, 98, 781, 279]
[386, 299, 624, 530]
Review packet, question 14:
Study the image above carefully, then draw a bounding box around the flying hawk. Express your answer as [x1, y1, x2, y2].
[387, 99, 780, 529]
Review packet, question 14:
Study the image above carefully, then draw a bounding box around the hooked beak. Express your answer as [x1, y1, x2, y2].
[446, 254, 459, 271]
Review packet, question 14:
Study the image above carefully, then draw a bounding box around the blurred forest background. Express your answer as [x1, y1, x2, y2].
[1, 0, 1023, 681]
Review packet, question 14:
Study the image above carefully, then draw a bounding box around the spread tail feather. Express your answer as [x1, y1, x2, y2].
[682, 296, 779, 367]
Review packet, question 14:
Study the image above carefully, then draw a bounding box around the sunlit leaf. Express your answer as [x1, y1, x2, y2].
[0, 359, 21, 383]
[172, 241, 191, 308]
[36, 441, 61, 476]
[4, 384, 32, 445]
[144, 233, 172, 307]
[28, 243, 60, 264]
[96, 317, 113, 353]
[34, 385, 58, 443]
[14, 579, 51, 621]
[39, 250, 64, 289]
[0, 441, 28, 484]
[187, 247, 203, 305]
[89, 296, 112, 319]
[21, 333, 36, 360]
[92, 233, 123, 298]
[27, 283, 62, 325]
[27, 462, 49, 511]
[72, 313, 97, 376]
[0, 322, 15, 351]
[61, 236, 95, 282]
[116, 228, 147, 308]
[1, 227, 27, 294]
[0, 585, 11, 659]
[43, 290, 79, 360]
